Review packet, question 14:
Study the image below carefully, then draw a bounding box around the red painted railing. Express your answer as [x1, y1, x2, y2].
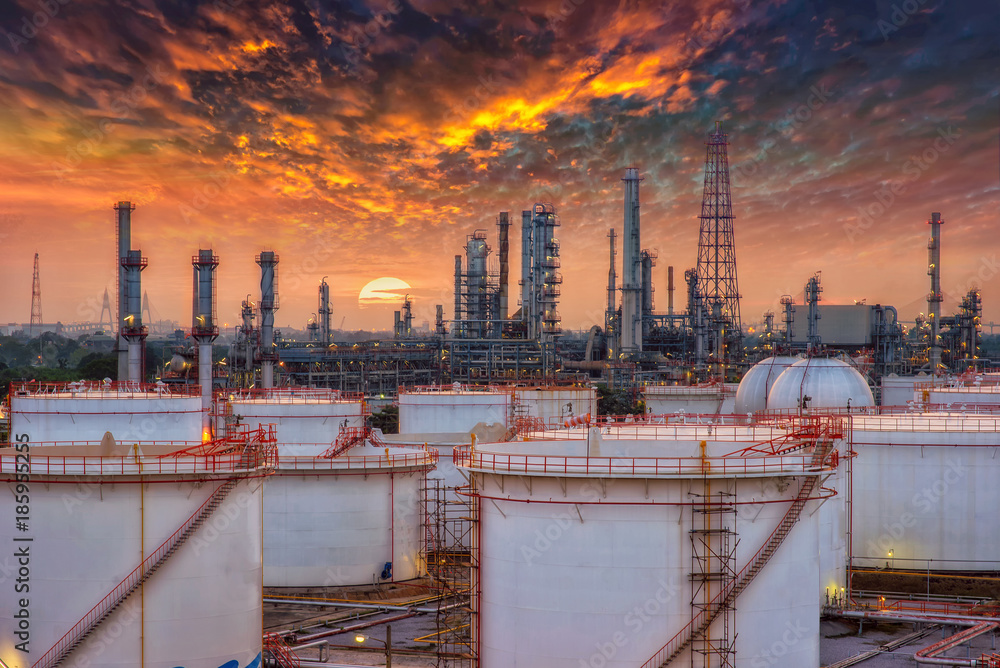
[263, 632, 301, 667]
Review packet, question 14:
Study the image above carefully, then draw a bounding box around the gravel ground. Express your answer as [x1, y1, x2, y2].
[821, 617, 999, 667]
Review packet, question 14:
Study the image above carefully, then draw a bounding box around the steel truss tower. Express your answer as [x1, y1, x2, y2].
[30, 253, 42, 336]
[696, 122, 743, 363]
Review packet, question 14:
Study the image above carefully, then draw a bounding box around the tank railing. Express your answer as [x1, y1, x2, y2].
[640, 441, 833, 668]
[454, 448, 835, 477]
[31, 478, 241, 668]
[223, 387, 364, 403]
[759, 404, 1000, 417]
[10, 380, 201, 397]
[280, 450, 439, 471]
[263, 632, 302, 668]
[398, 384, 508, 394]
[321, 425, 384, 458]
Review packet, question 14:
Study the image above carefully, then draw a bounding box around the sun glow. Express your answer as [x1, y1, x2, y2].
[358, 277, 410, 306]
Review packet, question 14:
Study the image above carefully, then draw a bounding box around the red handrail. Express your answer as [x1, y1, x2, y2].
[32, 478, 240, 668]
[263, 632, 301, 667]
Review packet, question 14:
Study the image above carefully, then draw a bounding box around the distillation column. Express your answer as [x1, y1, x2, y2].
[453, 255, 463, 338]
[192, 250, 219, 437]
[114, 201, 134, 380]
[621, 168, 643, 353]
[120, 249, 148, 383]
[606, 229, 617, 360]
[256, 251, 279, 388]
[318, 277, 331, 345]
[520, 210, 533, 337]
[927, 212, 943, 370]
[498, 212, 510, 325]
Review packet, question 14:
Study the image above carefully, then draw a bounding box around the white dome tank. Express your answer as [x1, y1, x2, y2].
[9, 381, 204, 443]
[0, 428, 274, 668]
[398, 385, 510, 433]
[734, 356, 799, 414]
[457, 418, 842, 667]
[767, 357, 874, 411]
[226, 389, 436, 587]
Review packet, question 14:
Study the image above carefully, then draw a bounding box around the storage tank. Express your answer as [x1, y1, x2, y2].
[767, 357, 874, 411]
[916, 380, 1000, 407]
[398, 385, 510, 433]
[457, 416, 843, 667]
[0, 427, 275, 668]
[734, 356, 799, 414]
[9, 381, 203, 443]
[879, 373, 930, 407]
[512, 386, 597, 427]
[226, 388, 436, 587]
[642, 383, 737, 415]
[849, 412, 1000, 572]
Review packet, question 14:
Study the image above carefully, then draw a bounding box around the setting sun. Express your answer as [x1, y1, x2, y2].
[358, 277, 410, 307]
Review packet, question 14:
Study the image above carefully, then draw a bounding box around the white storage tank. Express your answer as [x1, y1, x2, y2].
[9, 381, 204, 443]
[511, 386, 597, 427]
[227, 388, 436, 587]
[0, 428, 274, 668]
[880, 373, 930, 407]
[849, 412, 1000, 572]
[458, 417, 842, 667]
[266, 443, 437, 587]
[227, 387, 364, 455]
[398, 385, 510, 433]
[642, 383, 737, 415]
[916, 380, 1000, 407]
[768, 357, 874, 411]
[734, 356, 799, 414]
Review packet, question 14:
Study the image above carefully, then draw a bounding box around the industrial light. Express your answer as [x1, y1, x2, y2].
[355, 634, 366, 644]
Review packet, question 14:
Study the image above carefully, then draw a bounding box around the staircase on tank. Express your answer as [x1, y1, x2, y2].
[32, 478, 241, 668]
[641, 440, 835, 668]
[263, 632, 301, 668]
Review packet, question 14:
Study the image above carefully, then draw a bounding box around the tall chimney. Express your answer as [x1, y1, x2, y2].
[192, 249, 219, 437]
[318, 277, 331, 345]
[927, 212, 944, 370]
[520, 210, 532, 335]
[621, 168, 643, 353]
[668, 265, 675, 316]
[120, 249, 147, 383]
[256, 251, 279, 388]
[606, 228, 617, 360]
[453, 254, 462, 338]
[114, 201, 135, 380]
[498, 212, 509, 323]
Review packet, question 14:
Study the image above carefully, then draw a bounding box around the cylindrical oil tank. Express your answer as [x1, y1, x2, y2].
[9, 382, 203, 443]
[398, 386, 510, 433]
[0, 432, 273, 668]
[458, 419, 841, 667]
[767, 357, 874, 411]
[228, 388, 364, 456]
[918, 383, 1000, 407]
[879, 373, 930, 406]
[734, 356, 800, 414]
[266, 444, 437, 586]
[512, 386, 597, 427]
[849, 412, 1000, 571]
[642, 383, 736, 415]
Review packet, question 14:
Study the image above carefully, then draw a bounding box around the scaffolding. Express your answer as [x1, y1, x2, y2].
[689, 483, 738, 667]
[423, 477, 478, 668]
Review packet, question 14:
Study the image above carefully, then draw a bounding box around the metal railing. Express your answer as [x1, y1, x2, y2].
[10, 380, 201, 397]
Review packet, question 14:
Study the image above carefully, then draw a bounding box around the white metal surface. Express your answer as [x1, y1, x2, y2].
[513, 387, 596, 425]
[734, 356, 799, 414]
[0, 445, 264, 668]
[880, 373, 930, 406]
[461, 434, 826, 667]
[264, 445, 434, 587]
[850, 413, 1000, 571]
[768, 357, 874, 411]
[10, 390, 203, 443]
[229, 396, 363, 456]
[643, 384, 737, 415]
[398, 387, 509, 433]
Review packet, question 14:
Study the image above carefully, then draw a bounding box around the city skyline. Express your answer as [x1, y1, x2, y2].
[0, 0, 996, 332]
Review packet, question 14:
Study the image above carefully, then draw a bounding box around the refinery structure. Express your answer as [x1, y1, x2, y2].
[2, 123, 1000, 668]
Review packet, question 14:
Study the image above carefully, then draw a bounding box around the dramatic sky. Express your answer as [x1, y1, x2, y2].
[0, 0, 997, 333]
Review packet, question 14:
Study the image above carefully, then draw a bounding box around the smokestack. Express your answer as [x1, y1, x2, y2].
[435, 304, 445, 338]
[928, 212, 944, 370]
[607, 229, 617, 360]
[256, 251, 279, 388]
[114, 201, 135, 380]
[192, 249, 219, 438]
[668, 266, 674, 316]
[520, 210, 532, 333]
[498, 212, 509, 322]
[120, 249, 147, 383]
[318, 277, 331, 345]
[621, 168, 643, 353]
[453, 254, 462, 338]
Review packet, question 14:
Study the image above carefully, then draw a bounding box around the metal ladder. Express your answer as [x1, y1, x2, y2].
[641, 442, 833, 668]
[32, 479, 240, 668]
[263, 632, 301, 668]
